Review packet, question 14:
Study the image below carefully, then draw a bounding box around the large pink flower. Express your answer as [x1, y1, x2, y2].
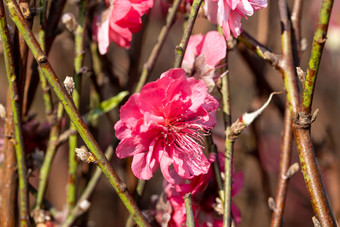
[182, 31, 226, 92]
[114, 68, 219, 183]
[93, 0, 153, 54]
[204, 0, 267, 40]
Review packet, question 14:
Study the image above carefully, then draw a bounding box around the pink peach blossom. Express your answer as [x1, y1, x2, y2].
[204, 0, 267, 40]
[183, 31, 226, 72]
[93, 0, 153, 53]
[182, 31, 227, 92]
[114, 68, 219, 183]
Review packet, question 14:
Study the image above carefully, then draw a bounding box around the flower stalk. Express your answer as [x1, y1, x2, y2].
[4, 0, 150, 225]
[0, 1, 29, 225]
[174, 0, 204, 68]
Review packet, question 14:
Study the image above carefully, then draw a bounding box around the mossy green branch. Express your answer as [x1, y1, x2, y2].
[302, 0, 333, 114]
[0, 1, 29, 226]
[174, 0, 204, 68]
[4, 1, 150, 226]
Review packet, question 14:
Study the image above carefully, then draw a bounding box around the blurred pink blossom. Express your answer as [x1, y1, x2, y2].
[114, 68, 218, 183]
[92, 0, 153, 54]
[164, 152, 243, 226]
[204, 0, 267, 40]
[182, 31, 227, 91]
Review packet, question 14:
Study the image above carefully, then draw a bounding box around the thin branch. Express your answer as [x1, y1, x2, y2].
[270, 102, 293, 227]
[37, 0, 54, 123]
[0, 1, 29, 225]
[134, 0, 182, 93]
[0, 94, 18, 227]
[277, 0, 337, 226]
[22, 0, 66, 116]
[67, 0, 88, 214]
[291, 0, 303, 62]
[220, 71, 233, 227]
[173, 0, 204, 68]
[34, 103, 64, 210]
[237, 31, 281, 68]
[4, 1, 150, 226]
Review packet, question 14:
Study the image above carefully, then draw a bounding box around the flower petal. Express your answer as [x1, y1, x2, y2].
[199, 31, 226, 67]
[131, 141, 159, 179]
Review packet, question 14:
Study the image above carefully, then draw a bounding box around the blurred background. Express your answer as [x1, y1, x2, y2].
[1, 0, 340, 226]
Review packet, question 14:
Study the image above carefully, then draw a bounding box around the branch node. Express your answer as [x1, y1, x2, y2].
[312, 216, 321, 227]
[175, 45, 183, 52]
[0, 103, 6, 119]
[256, 46, 280, 67]
[37, 54, 47, 64]
[293, 113, 312, 129]
[119, 183, 127, 192]
[296, 67, 306, 84]
[317, 37, 327, 44]
[301, 38, 308, 52]
[284, 162, 300, 179]
[268, 197, 276, 211]
[311, 109, 319, 123]
[75, 146, 98, 163]
[31, 209, 51, 224]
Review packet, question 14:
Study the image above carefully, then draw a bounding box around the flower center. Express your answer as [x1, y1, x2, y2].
[161, 116, 208, 157]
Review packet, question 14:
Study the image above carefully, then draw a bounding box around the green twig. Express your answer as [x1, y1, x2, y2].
[220, 72, 233, 227]
[34, 0, 63, 212]
[207, 135, 224, 203]
[173, 0, 204, 68]
[4, 1, 150, 226]
[67, 0, 88, 214]
[301, 0, 332, 114]
[134, 0, 182, 93]
[35, 103, 64, 210]
[237, 31, 281, 68]
[63, 146, 114, 227]
[125, 179, 146, 227]
[184, 193, 195, 227]
[38, 0, 54, 123]
[0, 1, 29, 225]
